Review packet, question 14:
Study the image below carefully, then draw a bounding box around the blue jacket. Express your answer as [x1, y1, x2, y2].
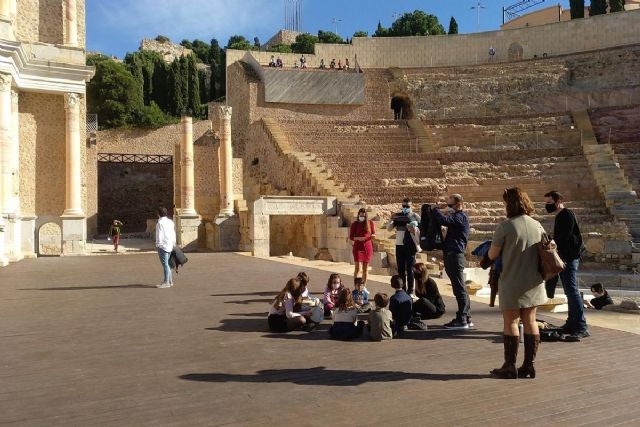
[389, 290, 412, 335]
[433, 209, 469, 254]
[472, 240, 502, 272]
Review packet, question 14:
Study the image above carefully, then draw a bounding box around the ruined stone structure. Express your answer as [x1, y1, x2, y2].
[225, 9, 640, 275]
[140, 38, 193, 63]
[0, 0, 93, 264]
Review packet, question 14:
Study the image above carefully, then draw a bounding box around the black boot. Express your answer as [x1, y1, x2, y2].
[517, 334, 540, 379]
[491, 335, 519, 379]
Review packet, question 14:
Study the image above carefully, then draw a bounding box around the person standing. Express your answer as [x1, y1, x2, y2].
[350, 208, 376, 286]
[489, 187, 547, 379]
[387, 198, 420, 295]
[544, 190, 589, 340]
[433, 194, 471, 329]
[155, 207, 176, 289]
[108, 219, 123, 253]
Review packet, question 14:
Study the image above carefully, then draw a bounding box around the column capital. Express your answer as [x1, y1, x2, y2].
[220, 105, 232, 120]
[0, 73, 12, 92]
[10, 89, 18, 102]
[64, 93, 80, 109]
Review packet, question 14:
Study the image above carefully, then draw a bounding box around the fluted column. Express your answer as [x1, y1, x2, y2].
[62, 93, 84, 217]
[179, 116, 197, 217]
[218, 106, 234, 217]
[10, 89, 19, 215]
[0, 73, 12, 215]
[64, 0, 78, 46]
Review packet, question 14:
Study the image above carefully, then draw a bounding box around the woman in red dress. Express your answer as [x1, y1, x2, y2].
[350, 208, 376, 285]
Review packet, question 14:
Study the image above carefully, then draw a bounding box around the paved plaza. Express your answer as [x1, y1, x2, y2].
[1, 253, 640, 426]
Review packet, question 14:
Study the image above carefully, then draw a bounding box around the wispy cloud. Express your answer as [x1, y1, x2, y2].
[95, 0, 280, 45]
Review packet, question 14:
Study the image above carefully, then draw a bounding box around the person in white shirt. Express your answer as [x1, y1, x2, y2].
[155, 207, 176, 288]
[268, 278, 313, 332]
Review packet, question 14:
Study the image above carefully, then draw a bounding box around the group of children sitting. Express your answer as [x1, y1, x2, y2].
[267, 263, 446, 341]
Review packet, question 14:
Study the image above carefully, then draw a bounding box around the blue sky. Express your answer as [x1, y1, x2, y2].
[87, 0, 572, 57]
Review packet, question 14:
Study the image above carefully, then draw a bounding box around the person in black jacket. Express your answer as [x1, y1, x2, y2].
[412, 263, 445, 320]
[544, 190, 589, 339]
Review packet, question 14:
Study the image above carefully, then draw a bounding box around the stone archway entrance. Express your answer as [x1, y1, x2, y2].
[390, 93, 415, 120]
[97, 154, 174, 234]
[252, 196, 337, 258]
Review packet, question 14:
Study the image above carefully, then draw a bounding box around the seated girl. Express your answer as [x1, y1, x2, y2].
[323, 273, 344, 316]
[588, 283, 613, 310]
[329, 288, 365, 340]
[268, 278, 313, 333]
[297, 272, 320, 306]
[412, 263, 446, 320]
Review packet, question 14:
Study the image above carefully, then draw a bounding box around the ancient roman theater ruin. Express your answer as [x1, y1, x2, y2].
[1, 1, 639, 288]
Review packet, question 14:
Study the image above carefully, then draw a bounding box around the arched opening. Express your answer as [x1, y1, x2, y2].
[390, 94, 414, 120]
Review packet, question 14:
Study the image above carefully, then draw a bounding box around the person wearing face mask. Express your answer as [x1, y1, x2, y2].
[387, 197, 421, 295]
[433, 194, 472, 330]
[544, 190, 589, 340]
[350, 208, 376, 286]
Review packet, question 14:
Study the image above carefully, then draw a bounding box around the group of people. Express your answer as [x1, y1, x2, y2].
[267, 55, 351, 71]
[267, 265, 445, 341]
[267, 187, 592, 380]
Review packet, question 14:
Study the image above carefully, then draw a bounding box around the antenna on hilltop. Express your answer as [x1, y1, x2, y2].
[331, 17, 342, 36]
[284, 0, 303, 32]
[471, 0, 486, 32]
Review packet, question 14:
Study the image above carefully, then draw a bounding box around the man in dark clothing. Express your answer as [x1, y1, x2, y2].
[433, 194, 472, 330]
[545, 191, 589, 340]
[389, 275, 413, 337]
[387, 197, 421, 295]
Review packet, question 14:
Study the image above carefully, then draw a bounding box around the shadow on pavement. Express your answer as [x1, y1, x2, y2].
[19, 284, 156, 291]
[180, 367, 489, 386]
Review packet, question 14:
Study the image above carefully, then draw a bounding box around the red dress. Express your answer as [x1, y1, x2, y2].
[350, 220, 375, 263]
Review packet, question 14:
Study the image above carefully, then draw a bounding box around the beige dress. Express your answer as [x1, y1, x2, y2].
[492, 215, 547, 310]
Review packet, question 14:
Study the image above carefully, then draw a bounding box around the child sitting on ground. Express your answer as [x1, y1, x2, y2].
[297, 272, 320, 306]
[368, 292, 393, 341]
[329, 288, 365, 340]
[352, 277, 371, 313]
[323, 273, 344, 316]
[389, 275, 412, 337]
[588, 283, 613, 310]
[267, 278, 313, 333]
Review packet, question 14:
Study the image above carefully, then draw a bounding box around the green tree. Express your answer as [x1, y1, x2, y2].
[124, 50, 163, 106]
[589, 0, 607, 15]
[352, 30, 368, 38]
[180, 39, 193, 50]
[155, 35, 171, 43]
[570, 0, 585, 18]
[133, 102, 175, 128]
[291, 33, 318, 54]
[179, 55, 189, 113]
[199, 68, 209, 104]
[373, 21, 389, 37]
[267, 43, 293, 53]
[317, 30, 344, 44]
[226, 35, 256, 50]
[186, 54, 201, 117]
[388, 10, 445, 36]
[609, 0, 626, 12]
[86, 56, 143, 128]
[152, 60, 168, 111]
[448, 16, 458, 34]
[191, 39, 211, 63]
[209, 38, 222, 100]
[168, 59, 185, 116]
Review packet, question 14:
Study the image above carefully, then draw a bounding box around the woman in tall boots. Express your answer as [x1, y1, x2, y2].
[487, 187, 546, 379]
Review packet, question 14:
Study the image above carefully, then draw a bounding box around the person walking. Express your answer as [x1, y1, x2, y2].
[349, 208, 376, 286]
[544, 190, 589, 340]
[108, 219, 123, 253]
[155, 207, 176, 289]
[488, 187, 547, 379]
[433, 194, 471, 329]
[387, 198, 420, 295]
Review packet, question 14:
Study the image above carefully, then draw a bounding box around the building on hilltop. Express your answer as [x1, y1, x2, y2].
[262, 29, 301, 52]
[0, 0, 94, 264]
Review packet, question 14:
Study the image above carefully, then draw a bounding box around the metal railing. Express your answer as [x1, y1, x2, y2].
[87, 114, 98, 133]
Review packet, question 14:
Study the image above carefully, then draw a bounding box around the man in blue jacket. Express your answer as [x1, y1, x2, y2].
[433, 194, 472, 329]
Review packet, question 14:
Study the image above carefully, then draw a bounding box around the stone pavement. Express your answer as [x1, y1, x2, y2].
[2, 253, 640, 426]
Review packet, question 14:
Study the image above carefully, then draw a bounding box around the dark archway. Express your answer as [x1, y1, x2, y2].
[390, 94, 415, 120]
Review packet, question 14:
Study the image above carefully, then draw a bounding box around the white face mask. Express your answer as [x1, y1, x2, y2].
[358, 216, 365, 222]
[331, 282, 340, 290]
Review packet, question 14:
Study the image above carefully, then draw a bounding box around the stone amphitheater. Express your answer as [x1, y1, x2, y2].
[225, 10, 640, 287]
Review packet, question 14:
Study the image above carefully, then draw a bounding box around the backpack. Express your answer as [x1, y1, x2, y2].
[419, 204, 444, 251]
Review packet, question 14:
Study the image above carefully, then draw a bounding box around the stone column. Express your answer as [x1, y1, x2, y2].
[0, 0, 12, 19]
[175, 116, 200, 251]
[64, 0, 78, 46]
[0, 73, 10, 266]
[218, 106, 234, 217]
[7, 89, 21, 261]
[179, 116, 197, 217]
[61, 93, 86, 255]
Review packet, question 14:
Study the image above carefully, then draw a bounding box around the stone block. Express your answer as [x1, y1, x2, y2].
[176, 216, 202, 251]
[20, 217, 36, 258]
[370, 251, 388, 268]
[208, 216, 240, 252]
[604, 240, 632, 255]
[585, 238, 605, 254]
[38, 222, 62, 256]
[61, 217, 86, 255]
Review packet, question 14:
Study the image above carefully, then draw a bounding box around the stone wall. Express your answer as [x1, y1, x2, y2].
[262, 29, 301, 51]
[16, 0, 85, 47]
[228, 9, 640, 69]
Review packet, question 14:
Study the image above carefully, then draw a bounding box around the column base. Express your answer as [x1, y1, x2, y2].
[61, 216, 87, 256]
[176, 214, 201, 252]
[207, 215, 240, 252]
[20, 216, 37, 259]
[5, 213, 23, 262]
[0, 216, 9, 266]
